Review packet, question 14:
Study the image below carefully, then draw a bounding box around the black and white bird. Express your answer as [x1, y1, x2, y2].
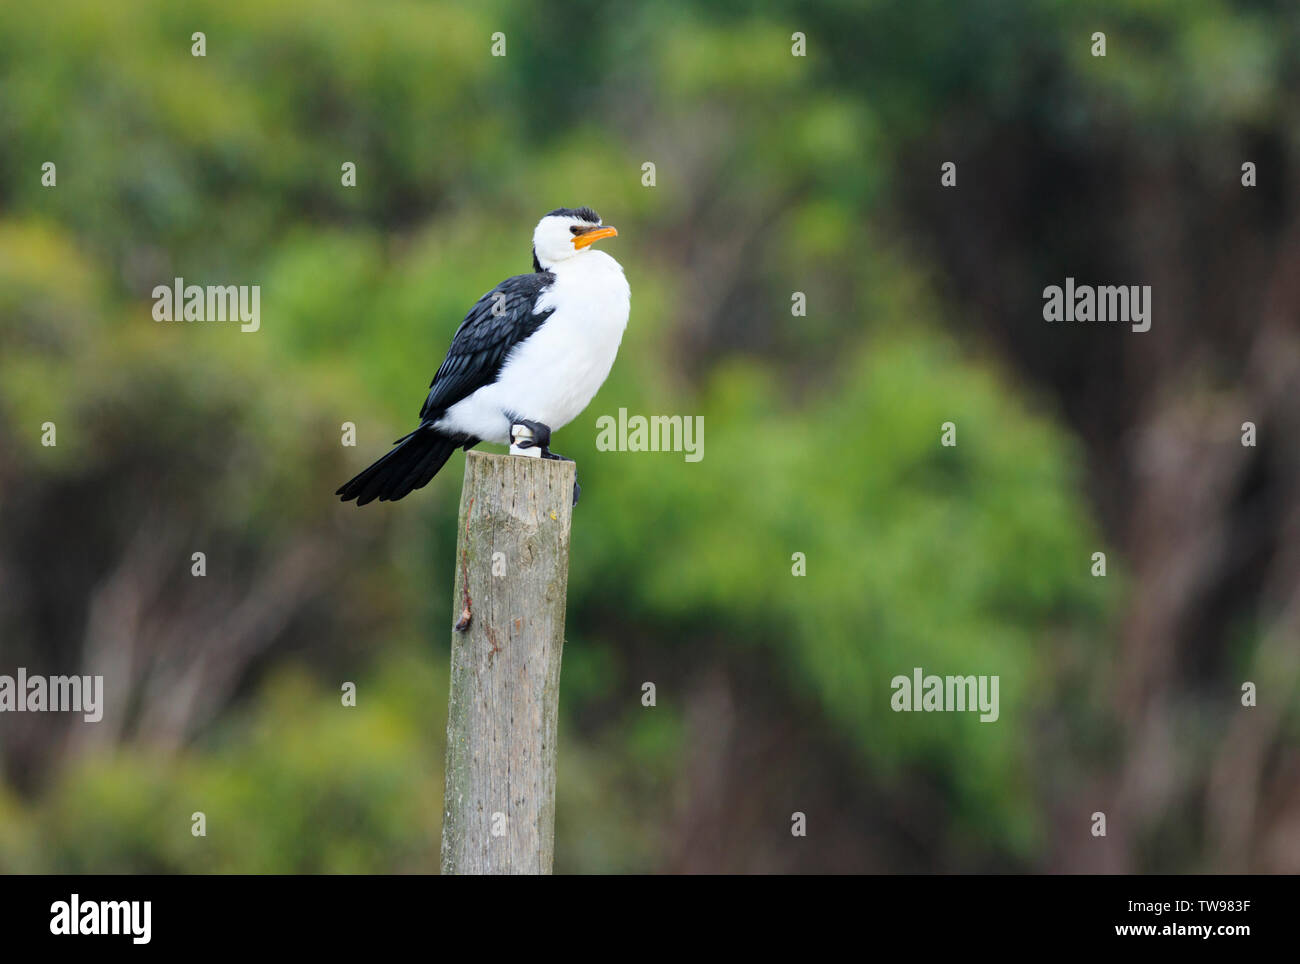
[337, 207, 628, 506]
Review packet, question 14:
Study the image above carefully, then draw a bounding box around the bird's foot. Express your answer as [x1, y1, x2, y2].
[509, 420, 550, 458]
[509, 420, 579, 505]
[512, 419, 574, 459]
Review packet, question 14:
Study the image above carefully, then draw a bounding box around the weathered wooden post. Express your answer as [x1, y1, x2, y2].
[440, 450, 576, 874]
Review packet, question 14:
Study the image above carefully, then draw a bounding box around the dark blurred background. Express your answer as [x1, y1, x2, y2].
[0, 0, 1297, 873]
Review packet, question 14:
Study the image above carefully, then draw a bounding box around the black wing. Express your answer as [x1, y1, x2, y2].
[418, 271, 556, 422]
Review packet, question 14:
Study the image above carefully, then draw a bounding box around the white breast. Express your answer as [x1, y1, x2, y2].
[436, 250, 630, 445]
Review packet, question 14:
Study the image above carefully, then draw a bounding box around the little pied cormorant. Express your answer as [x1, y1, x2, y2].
[336, 207, 629, 506]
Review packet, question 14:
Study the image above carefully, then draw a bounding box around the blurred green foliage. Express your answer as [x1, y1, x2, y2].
[0, 660, 444, 873]
[9, 0, 1280, 872]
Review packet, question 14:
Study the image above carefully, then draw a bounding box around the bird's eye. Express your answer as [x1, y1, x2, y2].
[569, 225, 583, 235]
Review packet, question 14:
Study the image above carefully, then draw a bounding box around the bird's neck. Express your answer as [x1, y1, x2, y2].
[551, 250, 622, 278]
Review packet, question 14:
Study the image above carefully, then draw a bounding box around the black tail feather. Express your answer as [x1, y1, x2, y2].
[336, 425, 463, 506]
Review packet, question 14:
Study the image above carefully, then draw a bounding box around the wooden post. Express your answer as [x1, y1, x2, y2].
[440, 450, 576, 874]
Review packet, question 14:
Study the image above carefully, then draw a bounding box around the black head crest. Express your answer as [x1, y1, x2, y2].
[545, 206, 601, 224]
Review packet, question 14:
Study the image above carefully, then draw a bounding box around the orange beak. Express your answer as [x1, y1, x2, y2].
[572, 225, 618, 250]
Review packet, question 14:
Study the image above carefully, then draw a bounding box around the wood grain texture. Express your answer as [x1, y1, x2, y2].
[440, 450, 575, 875]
